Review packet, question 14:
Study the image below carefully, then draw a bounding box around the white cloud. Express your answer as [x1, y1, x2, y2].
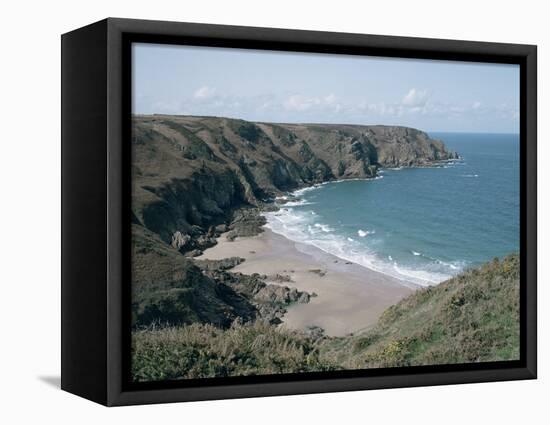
[284, 94, 318, 111]
[356, 89, 431, 119]
[145, 86, 517, 131]
[325, 94, 343, 113]
[324, 94, 337, 104]
[283, 93, 341, 112]
[402, 88, 430, 107]
[193, 86, 217, 99]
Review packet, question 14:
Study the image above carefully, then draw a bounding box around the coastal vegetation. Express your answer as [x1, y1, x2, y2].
[323, 254, 520, 368]
[131, 114, 458, 331]
[130, 114, 518, 382]
[132, 254, 520, 381]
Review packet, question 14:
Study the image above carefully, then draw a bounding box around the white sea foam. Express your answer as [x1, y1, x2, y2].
[264, 176, 468, 287]
[436, 259, 463, 270]
[292, 177, 383, 197]
[292, 185, 322, 196]
[357, 229, 375, 237]
[263, 207, 458, 287]
[342, 176, 384, 181]
[314, 223, 333, 233]
[461, 174, 479, 178]
[284, 200, 313, 207]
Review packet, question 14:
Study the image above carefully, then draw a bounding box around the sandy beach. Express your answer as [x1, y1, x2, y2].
[198, 228, 415, 336]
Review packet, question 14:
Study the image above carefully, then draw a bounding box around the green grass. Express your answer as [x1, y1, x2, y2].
[322, 254, 520, 368]
[132, 254, 520, 381]
[132, 321, 336, 381]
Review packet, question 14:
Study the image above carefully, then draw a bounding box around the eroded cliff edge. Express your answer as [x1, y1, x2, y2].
[131, 115, 459, 328]
[132, 115, 458, 248]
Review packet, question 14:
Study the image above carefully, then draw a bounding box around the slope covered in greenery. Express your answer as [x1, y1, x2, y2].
[132, 322, 335, 382]
[322, 254, 520, 368]
[132, 254, 520, 381]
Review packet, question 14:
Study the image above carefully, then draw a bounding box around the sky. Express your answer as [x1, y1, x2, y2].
[132, 43, 520, 133]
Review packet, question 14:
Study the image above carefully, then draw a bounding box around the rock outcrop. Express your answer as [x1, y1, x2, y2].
[200, 266, 314, 326]
[132, 224, 314, 328]
[130, 115, 459, 328]
[132, 115, 458, 255]
[131, 224, 256, 328]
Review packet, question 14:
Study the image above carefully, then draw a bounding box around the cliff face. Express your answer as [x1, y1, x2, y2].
[131, 224, 255, 328]
[130, 114, 459, 330]
[132, 115, 458, 246]
[132, 223, 313, 328]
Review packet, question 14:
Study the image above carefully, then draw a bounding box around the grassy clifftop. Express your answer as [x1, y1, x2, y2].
[322, 254, 520, 368]
[132, 254, 520, 381]
[132, 115, 457, 248]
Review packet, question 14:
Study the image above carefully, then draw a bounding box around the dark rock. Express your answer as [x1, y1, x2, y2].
[226, 208, 267, 240]
[194, 257, 244, 271]
[260, 203, 280, 212]
[196, 234, 217, 249]
[304, 325, 326, 340]
[184, 249, 203, 258]
[171, 231, 191, 250]
[297, 292, 311, 303]
[268, 273, 293, 283]
[254, 284, 311, 305]
[215, 223, 228, 233]
[189, 225, 205, 236]
[308, 269, 326, 277]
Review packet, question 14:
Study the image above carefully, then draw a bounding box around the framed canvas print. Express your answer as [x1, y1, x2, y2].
[61, 18, 537, 406]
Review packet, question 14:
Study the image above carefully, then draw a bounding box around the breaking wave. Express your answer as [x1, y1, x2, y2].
[264, 181, 466, 287]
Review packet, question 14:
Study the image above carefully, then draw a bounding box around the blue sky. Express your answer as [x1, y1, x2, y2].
[133, 43, 519, 133]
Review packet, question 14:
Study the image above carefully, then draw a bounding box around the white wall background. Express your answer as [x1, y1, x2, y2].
[1, 0, 546, 422]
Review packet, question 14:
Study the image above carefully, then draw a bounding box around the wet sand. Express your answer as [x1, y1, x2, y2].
[198, 228, 416, 336]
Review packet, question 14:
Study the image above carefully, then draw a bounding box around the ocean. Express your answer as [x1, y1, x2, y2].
[264, 132, 520, 287]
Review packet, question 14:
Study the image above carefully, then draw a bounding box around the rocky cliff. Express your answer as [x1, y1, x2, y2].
[132, 115, 458, 250]
[131, 115, 458, 328]
[132, 224, 313, 328]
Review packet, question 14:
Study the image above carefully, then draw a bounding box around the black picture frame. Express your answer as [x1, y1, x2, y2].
[61, 17, 537, 406]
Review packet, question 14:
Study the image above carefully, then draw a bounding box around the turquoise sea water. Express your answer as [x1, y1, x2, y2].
[265, 132, 520, 286]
